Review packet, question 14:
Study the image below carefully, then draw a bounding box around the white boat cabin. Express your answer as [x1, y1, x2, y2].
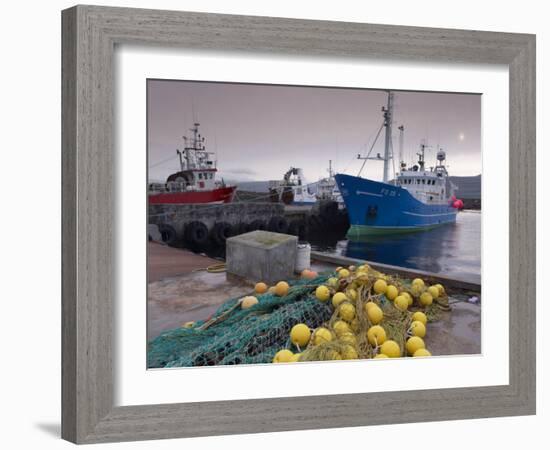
[395, 148, 456, 205]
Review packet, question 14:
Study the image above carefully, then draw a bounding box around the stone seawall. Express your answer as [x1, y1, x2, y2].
[149, 202, 285, 235]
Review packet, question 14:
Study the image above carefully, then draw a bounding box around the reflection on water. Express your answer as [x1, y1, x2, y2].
[312, 211, 481, 280]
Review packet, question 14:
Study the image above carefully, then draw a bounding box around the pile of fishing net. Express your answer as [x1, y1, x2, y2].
[147, 264, 450, 368]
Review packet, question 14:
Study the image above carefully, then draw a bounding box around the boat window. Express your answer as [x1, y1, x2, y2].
[198, 173, 203, 179]
[422, 179, 425, 184]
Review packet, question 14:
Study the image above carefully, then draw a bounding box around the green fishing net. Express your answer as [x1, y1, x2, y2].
[147, 275, 333, 368]
[147, 269, 452, 368]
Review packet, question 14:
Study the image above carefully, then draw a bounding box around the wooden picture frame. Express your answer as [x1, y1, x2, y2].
[61, 5, 536, 444]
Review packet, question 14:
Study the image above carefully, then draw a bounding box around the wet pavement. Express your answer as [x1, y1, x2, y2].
[147, 242, 481, 356]
[425, 299, 481, 355]
[147, 269, 252, 340]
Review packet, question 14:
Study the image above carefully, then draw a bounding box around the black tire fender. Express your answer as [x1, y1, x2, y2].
[157, 223, 178, 246]
[184, 221, 209, 245]
[288, 219, 308, 240]
[267, 216, 289, 234]
[248, 219, 266, 231]
[210, 222, 234, 246]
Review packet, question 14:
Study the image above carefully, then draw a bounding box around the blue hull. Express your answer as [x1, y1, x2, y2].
[335, 174, 457, 235]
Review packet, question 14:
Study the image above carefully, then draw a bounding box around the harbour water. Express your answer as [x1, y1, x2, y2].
[311, 210, 481, 281]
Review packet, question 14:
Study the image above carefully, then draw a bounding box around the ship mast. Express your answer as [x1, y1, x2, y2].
[356, 91, 397, 183]
[382, 92, 394, 183]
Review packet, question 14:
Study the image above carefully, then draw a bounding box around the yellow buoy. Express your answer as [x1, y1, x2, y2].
[240, 296, 259, 309]
[181, 321, 195, 329]
[367, 304, 384, 324]
[274, 281, 290, 297]
[411, 283, 424, 297]
[268, 286, 277, 294]
[374, 353, 389, 359]
[380, 340, 401, 358]
[427, 286, 440, 299]
[289, 353, 302, 362]
[401, 292, 413, 306]
[413, 348, 432, 357]
[339, 332, 358, 346]
[315, 285, 330, 302]
[365, 301, 377, 311]
[290, 323, 311, 347]
[348, 265, 357, 272]
[313, 327, 333, 345]
[436, 283, 445, 295]
[386, 285, 399, 300]
[419, 292, 433, 306]
[411, 311, 428, 325]
[394, 295, 409, 311]
[373, 279, 388, 294]
[332, 292, 348, 308]
[350, 318, 360, 332]
[339, 303, 356, 322]
[338, 268, 350, 279]
[410, 320, 426, 338]
[273, 349, 294, 363]
[327, 277, 339, 288]
[254, 282, 268, 294]
[367, 325, 387, 346]
[412, 278, 425, 288]
[333, 320, 352, 336]
[341, 345, 358, 360]
[346, 288, 358, 301]
[406, 336, 425, 355]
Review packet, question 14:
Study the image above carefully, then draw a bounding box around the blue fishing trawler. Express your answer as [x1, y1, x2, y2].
[335, 92, 460, 236]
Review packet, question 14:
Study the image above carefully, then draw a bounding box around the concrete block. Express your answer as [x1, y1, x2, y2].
[226, 230, 297, 284]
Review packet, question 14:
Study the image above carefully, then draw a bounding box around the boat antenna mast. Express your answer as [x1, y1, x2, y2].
[176, 148, 185, 172]
[398, 125, 406, 171]
[417, 140, 430, 171]
[357, 91, 394, 182]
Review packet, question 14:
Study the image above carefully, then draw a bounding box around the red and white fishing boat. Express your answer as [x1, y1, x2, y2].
[148, 122, 236, 204]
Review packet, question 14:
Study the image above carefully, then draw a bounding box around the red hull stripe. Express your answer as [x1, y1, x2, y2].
[149, 186, 236, 204]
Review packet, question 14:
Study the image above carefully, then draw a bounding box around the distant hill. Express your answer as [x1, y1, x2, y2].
[231, 180, 270, 192]
[449, 174, 481, 199]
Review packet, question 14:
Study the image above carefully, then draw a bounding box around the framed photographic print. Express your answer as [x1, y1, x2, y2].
[62, 5, 536, 444]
